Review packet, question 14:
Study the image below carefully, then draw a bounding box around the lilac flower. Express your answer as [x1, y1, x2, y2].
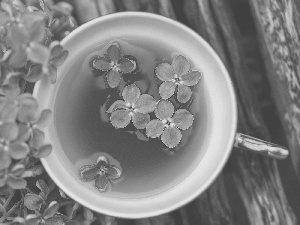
[146, 100, 194, 148]
[156, 55, 202, 103]
[79, 156, 122, 192]
[107, 84, 156, 129]
[92, 42, 136, 88]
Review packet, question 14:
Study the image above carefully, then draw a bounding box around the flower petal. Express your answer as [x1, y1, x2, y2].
[155, 100, 174, 120]
[177, 84, 192, 103]
[106, 43, 121, 63]
[29, 128, 45, 149]
[16, 123, 30, 143]
[24, 194, 43, 211]
[10, 164, 26, 176]
[155, 63, 174, 81]
[43, 201, 59, 219]
[7, 175, 27, 189]
[146, 119, 165, 138]
[0, 149, 11, 170]
[106, 100, 127, 113]
[35, 109, 52, 127]
[8, 142, 30, 159]
[107, 69, 121, 88]
[92, 57, 112, 71]
[161, 126, 182, 148]
[18, 105, 38, 123]
[132, 112, 150, 129]
[96, 156, 109, 167]
[0, 122, 18, 141]
[94, 173, 108, 192]
[172, 55, 191, 77]
[159, 81, 176, 99]
[134, 94, 156, 114]
[35, 144, 52, 158]
[106, 165, 122, 180]
[110, 110, 131, 129]
[180, 70, 202, 86]
[172, 109, 194, 130]
[79, 165, 100, 181]
[122, 84, 141, 106]
[118, 57, 136, 73]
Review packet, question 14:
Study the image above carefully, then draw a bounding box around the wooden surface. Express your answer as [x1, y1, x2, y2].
[64, 0, 300, 224]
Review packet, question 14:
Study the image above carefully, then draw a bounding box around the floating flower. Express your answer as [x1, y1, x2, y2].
[146, 99, 194, 148]
[79, 156, 122, 192]
[107, 84, 156, 129]
[92, 42, 137, 88]
[155, 55, 202, 103]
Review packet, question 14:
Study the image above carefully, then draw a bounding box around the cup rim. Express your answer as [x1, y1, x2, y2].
[33, 12, 237, 218]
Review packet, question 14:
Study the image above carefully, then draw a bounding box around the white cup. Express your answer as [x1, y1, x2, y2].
[33, 12, 288, 218]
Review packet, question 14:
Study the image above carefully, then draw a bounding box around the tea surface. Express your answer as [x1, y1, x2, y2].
[54, 37, 207, 198]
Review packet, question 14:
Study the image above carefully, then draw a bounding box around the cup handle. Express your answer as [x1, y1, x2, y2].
[234, 133, 289, 159]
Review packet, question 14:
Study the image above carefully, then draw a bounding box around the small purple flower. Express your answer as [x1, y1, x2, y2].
[146, 99, 194, 148]
[106, 84, 156, 129]
[155, 55, 202, 103]
[79, 156, 122, 192]
[92, 42, 136, 88]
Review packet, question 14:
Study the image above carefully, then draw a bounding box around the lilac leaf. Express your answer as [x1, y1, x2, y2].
[155, 63, 174, 81]
[7, 175, 27, 189]
[172, 109, 194, 130]
[83, 207, 94, 221]
[8, 142, 30, 159]
[172, 55, 191, 77]
[106, 100, 127, 113]
[134, 94, 156, 114]
[0, 122, 18, 140]
[93, 57, 112, 71]
[118, 57, 136, 73]
[177, 84, 192, 103]
[43, 201, 59, 219]
[106, 43, 121, 63]
[110, 110, 131, 129]
[107, 69, 121, 88]
[94, 173, 108, 192]
[106, 165, 122, 180]
[24, 194, 43, 210]
[146, 119, 165, 138]
[155, 100, 174, 120]
[132, 112, 150, 129]
[79, 165, 100, 182]
[36, 179, 49, 199]
[122, 84, 140, 106]
[181, 70, 202, 86]
[161, 126, 182, 148]
[159, 81, 176, 99]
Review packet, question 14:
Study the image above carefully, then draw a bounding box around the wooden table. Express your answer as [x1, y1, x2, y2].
[63, 0, 300, 224]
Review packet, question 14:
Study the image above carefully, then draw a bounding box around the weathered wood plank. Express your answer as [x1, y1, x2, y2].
[184, 0, 297, 224]
[249, 0, 300, 178]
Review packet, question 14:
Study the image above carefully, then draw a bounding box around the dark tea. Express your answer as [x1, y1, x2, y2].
[54, 38, 207, 197]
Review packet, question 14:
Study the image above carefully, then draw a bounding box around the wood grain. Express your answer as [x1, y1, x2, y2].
[249, 0, 300, 177]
